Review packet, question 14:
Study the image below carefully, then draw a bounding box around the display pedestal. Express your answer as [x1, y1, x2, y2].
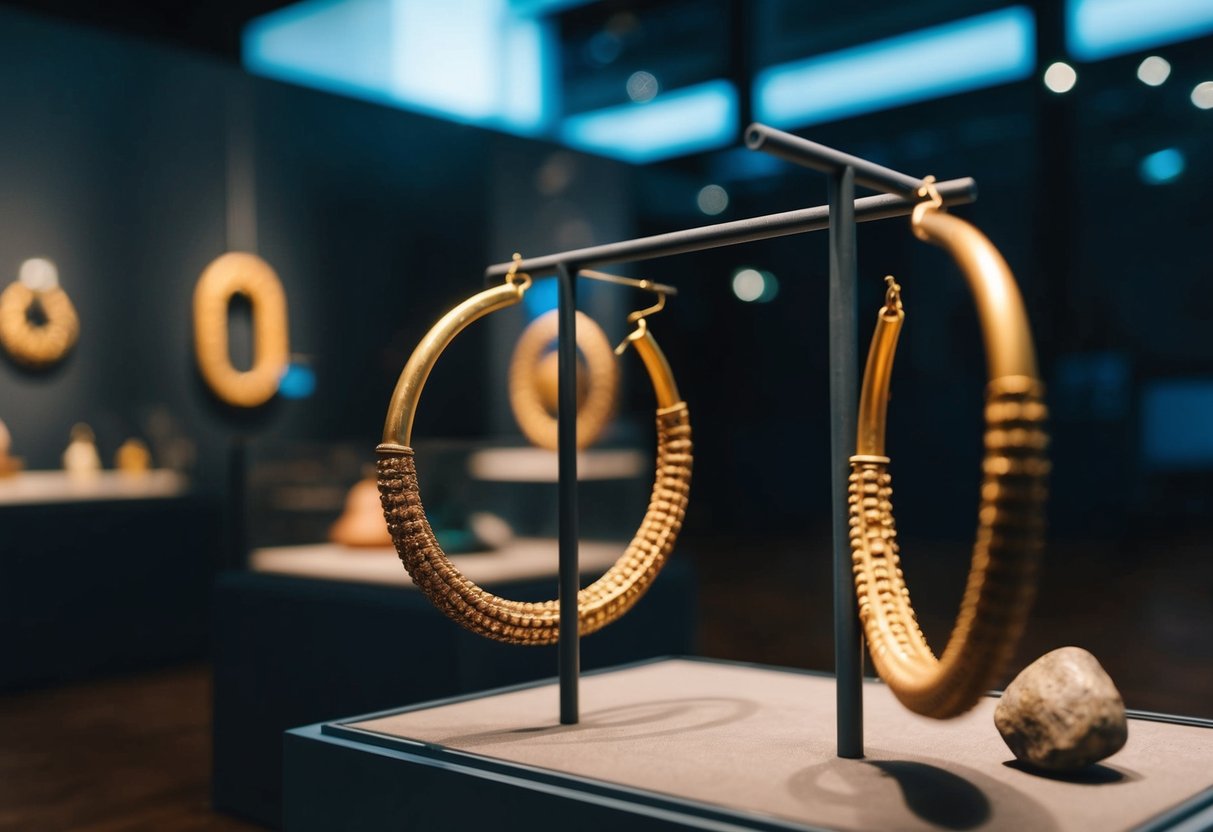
[0, 482, 217, 690]
[212, 541, 696, 827]
[284, 658, 1213, 832]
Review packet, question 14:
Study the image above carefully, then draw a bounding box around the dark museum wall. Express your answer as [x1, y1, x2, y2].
[0, 5, 636, 502]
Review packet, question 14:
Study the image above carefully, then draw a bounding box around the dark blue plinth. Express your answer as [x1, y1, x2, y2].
[212, 557, 696, 828]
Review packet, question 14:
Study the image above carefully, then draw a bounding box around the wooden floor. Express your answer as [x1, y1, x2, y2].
[0, 665, 260, 832]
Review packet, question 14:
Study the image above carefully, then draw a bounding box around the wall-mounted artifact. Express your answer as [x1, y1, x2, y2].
[508, 309, 618, 450]
[377, 263, 691, 644]
[193, 252, 289, 408]
[0, 417, 22, 477]
[63, 422, 102, 479]
[849, 182, 1049, 719]
[995, 646, 1127, 771]
[329, 476, 393, 548]
[115, 438, 152, 475]
[0, 258, 79, 369]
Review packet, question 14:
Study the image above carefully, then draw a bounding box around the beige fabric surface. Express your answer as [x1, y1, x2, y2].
[0, 470, 185, 506]
[349, 659, 1212, 831]
[251, 538, 624, 588]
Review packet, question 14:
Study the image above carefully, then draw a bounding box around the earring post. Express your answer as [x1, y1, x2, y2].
[577, 269, 679, 297]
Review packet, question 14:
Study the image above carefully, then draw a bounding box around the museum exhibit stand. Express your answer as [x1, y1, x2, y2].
[275, 126, 1213, 831]
[0, 471, 220, 690]
[211, 541, 695, 827]
[285, 658, 1213, 832]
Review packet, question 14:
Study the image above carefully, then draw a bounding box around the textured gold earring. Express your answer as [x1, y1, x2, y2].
[849, 180, 1049, 718]
[0, 259, 79, 368]
[376, 261, 692, 644]
[192, 252, 290, 408]
[509, 308, 618, 450]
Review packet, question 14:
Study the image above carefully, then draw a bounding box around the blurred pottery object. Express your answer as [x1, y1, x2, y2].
[63, 423, 101, 479]
[193, 252, 289, 408]
[115, 438, 152, 476]
[995, 646, 1128, 771]
[330, 477, 393, 548]
[508, 309, 617, 450]
[0, 418, 21, 478]
[0, 258, 79, 368]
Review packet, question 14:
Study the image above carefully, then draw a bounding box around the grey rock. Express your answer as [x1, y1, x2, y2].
[995, 646, 1128, 771]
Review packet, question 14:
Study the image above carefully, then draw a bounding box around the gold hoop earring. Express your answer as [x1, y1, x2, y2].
[0, 260, 79, 368]
[849, 183, 1049, 718]
[192, 252, 290, 408]
[508, 308, 618, 450]
[376, 261, 692, 645]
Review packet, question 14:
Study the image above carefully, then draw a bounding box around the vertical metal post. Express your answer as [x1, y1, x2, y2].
[828, 166, 863, 758]
[555, 263, 580, 724]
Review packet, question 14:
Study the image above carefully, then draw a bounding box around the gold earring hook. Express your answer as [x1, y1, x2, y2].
[916, 175, 944, 208]
[504, 252, 532, 292]
[612, 278, 669, 356]
[912, 175, 944, 228]
[566, 269, 674, 356]
[882, 275, 903, 318]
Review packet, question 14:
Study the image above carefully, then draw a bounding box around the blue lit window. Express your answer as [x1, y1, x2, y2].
[243, 0, 553, 135]
[1068, 0, 1213, 62]
[753, 7, 1035, 129]
[560, 79, 739, 164]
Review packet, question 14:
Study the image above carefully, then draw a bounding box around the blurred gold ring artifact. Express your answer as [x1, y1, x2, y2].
[508, 308, 619, 450]
[193, 252, 289, 408]
[0, 282, 79, 368]
[376, 261, 692, 645]
[850, 181, 1050, 719]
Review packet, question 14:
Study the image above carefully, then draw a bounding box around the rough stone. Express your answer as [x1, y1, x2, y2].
[995, 646, 1128, 771]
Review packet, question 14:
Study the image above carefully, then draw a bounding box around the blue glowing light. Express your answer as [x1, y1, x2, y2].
[1139, 148, 1186, 185]
[523, 277, 559, 318]
[1142, 379, 1213, 469]
[560, 79, 739, 164]
[278, 362, 317, 399]
[1068, 0, 1213, 62]
[243, 0, 552, 135]
[753, 7, 1035, 129]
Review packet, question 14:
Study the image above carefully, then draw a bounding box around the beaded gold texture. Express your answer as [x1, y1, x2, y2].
[849, 203, 1049, 719]
[376, 276, 692, 645]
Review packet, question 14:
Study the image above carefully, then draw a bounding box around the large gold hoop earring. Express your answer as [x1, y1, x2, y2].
[508, 308, 618, 450]
[0, 262, 79, 368]
[192, 252, 290, 408]
[376, 266, 692, 645]
[849, 187, 1049, 718]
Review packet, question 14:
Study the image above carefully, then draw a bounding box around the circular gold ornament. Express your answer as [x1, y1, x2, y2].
[376, 272, 692, 645]
[0, 281, 79, 368]
[192, 252, 289, 408]
[508, 309, 618, 450]
[849, 192, 1049, 719]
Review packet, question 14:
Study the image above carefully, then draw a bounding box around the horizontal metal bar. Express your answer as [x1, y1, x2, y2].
[485, 177, 976, 280]
[745, 123, 925, 200]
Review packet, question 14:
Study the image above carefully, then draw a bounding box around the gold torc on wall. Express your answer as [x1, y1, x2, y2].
[0, 258, 79, 369]
[192, 251, 289, 408]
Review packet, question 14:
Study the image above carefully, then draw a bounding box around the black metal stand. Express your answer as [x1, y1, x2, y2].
[484, 124, 978, 754]
[555, 263, 580, 724]
[826, 166, 863, 758]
